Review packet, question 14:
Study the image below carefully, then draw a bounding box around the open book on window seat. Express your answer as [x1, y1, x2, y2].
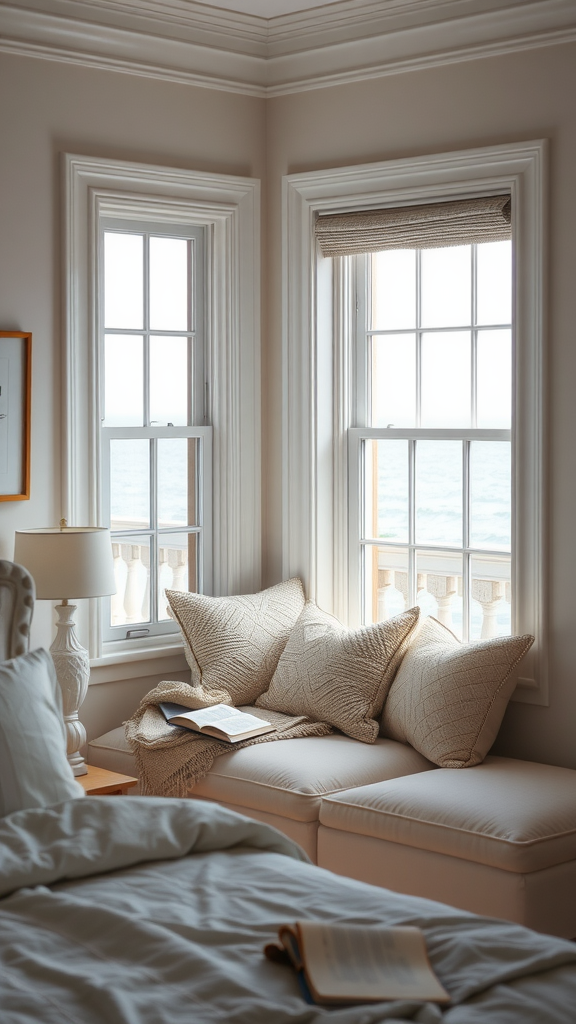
[264, 921, 450, 1006]
[159, 702, 275, 743]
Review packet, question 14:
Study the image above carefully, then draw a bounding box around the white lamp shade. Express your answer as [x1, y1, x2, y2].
[14, 527, 116, 600]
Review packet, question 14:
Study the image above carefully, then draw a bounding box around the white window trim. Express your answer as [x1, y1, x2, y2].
[101, 425, 213, 650]
[63, 154, 261, 669]
[282, 140, 547, 704]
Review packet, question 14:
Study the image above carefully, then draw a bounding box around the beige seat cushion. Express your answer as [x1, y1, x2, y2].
[192, 734, 435, 822]
[257, 603, 420, 743]
[88, 728, 435, 823]
[320, 756, 576, 873]
[316, 828, 576, 937]
[380, 616, 534, 767]
[166, 577, 305, 705]
[88, 727, 138, 779]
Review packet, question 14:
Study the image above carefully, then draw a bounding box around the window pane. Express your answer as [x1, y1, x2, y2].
[371, 335, 416, 427]
[363, 545, 408, 625]
[158, 437, 198, 529]
[421, 245, 471, 328]
[371, 250, 416, 330]
[416, 440, 462, 547]
[416, 550, 463, 639]
[158, 532, 196, 620]
[477, 329, 511, 428]
[149, 236, 189, 331]
[476, 240, 512, 327]
[104, 233, 143, 329]
[471, 555, 511, 639]
[364, 439, 408, 543]
[110, 439, 150, 530]
[104, 335, 143, 426]
[421, 331, 471, 427]
[470, 441, 511, 551]
[110, 535, 151, 626]
[150, 337, 189, 426]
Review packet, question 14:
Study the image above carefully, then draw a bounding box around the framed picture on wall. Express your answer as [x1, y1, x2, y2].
[0, 332, 31, 501]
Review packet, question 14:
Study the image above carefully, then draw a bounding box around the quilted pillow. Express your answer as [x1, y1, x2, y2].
[380, 616, 534, 767]
[0, 648, 84, 817]
[256, 602, 420, 743]
[166, 578, 305, 705]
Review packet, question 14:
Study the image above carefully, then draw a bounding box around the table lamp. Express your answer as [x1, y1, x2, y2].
[14, 521, 116, 776]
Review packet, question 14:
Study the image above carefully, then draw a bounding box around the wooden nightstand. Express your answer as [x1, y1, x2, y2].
[77, 764, 138, 796]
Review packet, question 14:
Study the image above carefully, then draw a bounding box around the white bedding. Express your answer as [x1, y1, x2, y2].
[1, 797, 575, 1023]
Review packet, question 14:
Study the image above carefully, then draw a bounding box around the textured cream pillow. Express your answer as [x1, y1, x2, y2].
[256, 602, 420, 743]
[380, 616, 534, 767]
[166, 578, 305, 705]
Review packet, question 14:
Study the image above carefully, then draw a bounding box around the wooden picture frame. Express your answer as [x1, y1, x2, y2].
[0, 332, 31, 501]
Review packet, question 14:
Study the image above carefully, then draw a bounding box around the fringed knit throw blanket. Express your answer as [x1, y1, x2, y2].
[125, 680, 332, 797]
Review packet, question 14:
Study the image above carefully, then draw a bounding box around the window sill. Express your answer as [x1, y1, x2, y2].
[89, 642, 190, 685]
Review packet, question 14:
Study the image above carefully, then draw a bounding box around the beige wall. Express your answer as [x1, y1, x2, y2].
[2, 41, 576, 766]
[0, 52, 266, 737]
[263, 41, 576, 769]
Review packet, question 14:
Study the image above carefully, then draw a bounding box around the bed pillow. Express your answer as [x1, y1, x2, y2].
[0, 647, 85, 817]
[380, 616, 534, 767]
[166, 578, 306, 705]
[256, 602, 420, 743]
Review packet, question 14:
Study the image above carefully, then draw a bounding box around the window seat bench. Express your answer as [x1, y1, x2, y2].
[88, 727, 576, 939]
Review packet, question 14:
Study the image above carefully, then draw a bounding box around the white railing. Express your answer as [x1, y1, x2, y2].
[373, 557, 511, 639]
[110, 518, 189, 627]
[111, 521, 509, 639]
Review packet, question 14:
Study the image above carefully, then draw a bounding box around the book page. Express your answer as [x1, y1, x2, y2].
[298, 923, 449, 1003]
[160, 703, 272, 736]
[211, 713, 272, 736]
[161, 703, 238, 727]
[185, 705, 240, 727]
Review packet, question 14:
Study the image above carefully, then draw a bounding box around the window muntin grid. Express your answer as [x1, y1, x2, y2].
[357, 240, 512, 640]
[99, 222, 210, 644]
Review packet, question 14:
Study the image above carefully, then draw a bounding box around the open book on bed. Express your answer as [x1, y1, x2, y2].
[264, 921, 450, 1006]
[159, 702, 275, 743]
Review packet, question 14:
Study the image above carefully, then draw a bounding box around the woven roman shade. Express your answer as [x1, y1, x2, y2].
[315, 194, 512, 256]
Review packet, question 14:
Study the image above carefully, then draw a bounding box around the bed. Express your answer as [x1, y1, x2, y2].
[1, 561, 576, 1022]
[3, 795, 576, 1023]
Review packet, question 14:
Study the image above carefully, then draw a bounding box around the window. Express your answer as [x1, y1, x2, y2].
[64, 156, 261, 667]
[282, 141, 546, 703]
[100, 223, 211, 645]
[349, 237, 512, 642]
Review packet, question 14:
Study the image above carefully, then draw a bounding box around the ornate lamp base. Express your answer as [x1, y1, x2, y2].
[50, 602, 89, 777]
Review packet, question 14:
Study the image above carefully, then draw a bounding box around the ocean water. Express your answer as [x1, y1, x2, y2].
[110, 437, 193, 527]
[108, 434, 512, 636]
[368, 438, 511, 637]
[371, 438, 511, 551]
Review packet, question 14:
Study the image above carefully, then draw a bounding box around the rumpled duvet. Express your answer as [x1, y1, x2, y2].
[1, 797, 576, 1023]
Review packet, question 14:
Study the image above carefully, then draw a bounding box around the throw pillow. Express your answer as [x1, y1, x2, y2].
[256, 602, 420, 743]
[0, 648, 84, 817]
[166, 578, 306, 705]
[380, 616, 534, 767]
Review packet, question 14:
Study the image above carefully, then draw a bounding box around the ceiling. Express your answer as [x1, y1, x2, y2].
[195, 0, 339, 16]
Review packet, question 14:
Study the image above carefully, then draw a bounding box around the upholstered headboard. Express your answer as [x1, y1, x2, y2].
[0, 560, 35, 662]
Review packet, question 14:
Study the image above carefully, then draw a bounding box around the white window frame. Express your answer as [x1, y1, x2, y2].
[282, 141, 547, 704]
[64, 154, 261, 668]
[348, 245, 513, 639]
[101, 426, 213, 647]
[99, 218, 210, 649]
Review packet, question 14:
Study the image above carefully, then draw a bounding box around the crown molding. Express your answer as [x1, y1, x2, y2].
[0, 0, 575, 96]
[5, 0, 269, 52]
[265, 12, 576, 96]
[268, 0, 538, 54]
[0, 3, 269, 94]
